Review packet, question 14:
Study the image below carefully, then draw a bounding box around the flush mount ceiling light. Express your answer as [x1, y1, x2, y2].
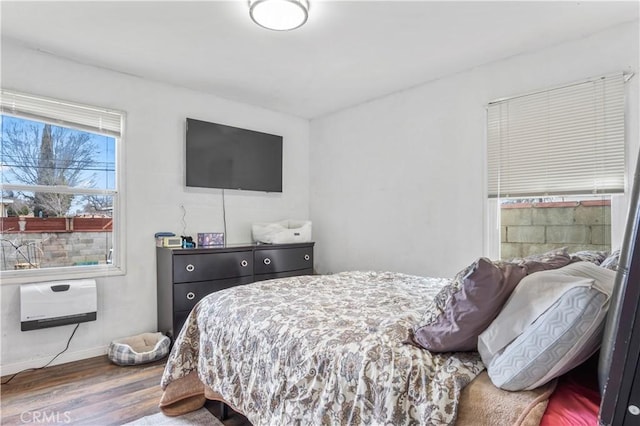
[249, 0, 309, 31]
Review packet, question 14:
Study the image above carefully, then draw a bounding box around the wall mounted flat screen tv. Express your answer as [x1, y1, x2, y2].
[185, 118, 283, 192]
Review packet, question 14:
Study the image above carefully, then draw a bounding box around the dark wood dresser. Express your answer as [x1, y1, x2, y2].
[156, 242, 314, 338]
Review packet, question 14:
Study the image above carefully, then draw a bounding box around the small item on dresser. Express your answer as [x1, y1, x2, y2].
[154, 232, 176, 238]
[155, 232, 181, 248]
[197, 232, 224, 248]
[252, 219, 312, 244]
[181, 236, 196, 249]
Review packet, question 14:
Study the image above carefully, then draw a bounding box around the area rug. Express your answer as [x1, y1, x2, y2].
[123, 408, 223, 426]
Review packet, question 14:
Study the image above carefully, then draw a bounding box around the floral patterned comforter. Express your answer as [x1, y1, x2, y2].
[161, 271, 484, 425]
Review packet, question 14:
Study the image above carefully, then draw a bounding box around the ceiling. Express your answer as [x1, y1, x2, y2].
[1, 1, 638, 119]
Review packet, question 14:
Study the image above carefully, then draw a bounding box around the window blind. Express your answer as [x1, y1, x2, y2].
[487, 73, 626, 198]
[0, 89, 122, 138]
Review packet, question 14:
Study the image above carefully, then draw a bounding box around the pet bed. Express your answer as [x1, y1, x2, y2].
[108, 332, 170, 365]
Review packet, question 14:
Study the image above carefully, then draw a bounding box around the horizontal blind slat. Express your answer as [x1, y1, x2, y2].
[487, 73, 625, 198]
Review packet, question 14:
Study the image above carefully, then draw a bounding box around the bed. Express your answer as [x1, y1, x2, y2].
[161, 271, 484, 425]
[158, 247, 618, 425]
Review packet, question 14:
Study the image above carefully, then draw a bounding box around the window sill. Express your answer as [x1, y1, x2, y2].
[0, 264, 124, 285]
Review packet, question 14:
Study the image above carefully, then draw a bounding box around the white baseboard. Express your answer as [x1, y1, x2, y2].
[0, 346, 108, 377]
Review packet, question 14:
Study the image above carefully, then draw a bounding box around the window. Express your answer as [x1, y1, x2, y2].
[486, 73, 626, 259]
[0, 89, 123, 279]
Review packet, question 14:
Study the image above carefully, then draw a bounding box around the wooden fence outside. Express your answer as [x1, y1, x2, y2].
[0, 217, 112, 233]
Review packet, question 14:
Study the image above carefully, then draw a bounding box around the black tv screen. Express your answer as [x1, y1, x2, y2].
[185, 118, 283, 192]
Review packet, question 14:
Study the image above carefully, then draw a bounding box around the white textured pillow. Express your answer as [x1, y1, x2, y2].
[478, 262, 616, 391]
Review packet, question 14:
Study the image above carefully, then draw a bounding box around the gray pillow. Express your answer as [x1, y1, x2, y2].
[570, 250, 609, 266]
[496, 247, 572, 275]
[600, 249, 621, 271]
[478, 262, 616, 391]
[412, 257, 527, 352]
[521, 247, 572, 274]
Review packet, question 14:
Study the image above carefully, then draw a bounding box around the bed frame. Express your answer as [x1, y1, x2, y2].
[599, 147, 640, 425]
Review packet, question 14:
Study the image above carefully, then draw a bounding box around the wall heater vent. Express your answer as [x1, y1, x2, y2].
[20, 279, 97, 331]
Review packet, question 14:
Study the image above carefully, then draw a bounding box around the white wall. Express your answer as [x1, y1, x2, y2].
[309, 21, 639, 278]
[0, 40, 310, 374]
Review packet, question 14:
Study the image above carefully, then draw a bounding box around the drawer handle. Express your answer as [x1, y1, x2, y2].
[186, 292, 196, 300]
[241, 260, 248, 267]
[304, 254, 310, 261]
[263, 258, 271, 265]
[185, 264, 195, 272]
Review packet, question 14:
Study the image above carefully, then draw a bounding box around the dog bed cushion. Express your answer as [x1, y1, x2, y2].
[108, 332, 171, 365]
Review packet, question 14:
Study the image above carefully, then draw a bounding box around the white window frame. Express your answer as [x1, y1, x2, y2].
[0, 89, 125, 283]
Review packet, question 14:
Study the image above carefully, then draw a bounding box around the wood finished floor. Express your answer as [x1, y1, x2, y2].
[0, 355, 252, 426]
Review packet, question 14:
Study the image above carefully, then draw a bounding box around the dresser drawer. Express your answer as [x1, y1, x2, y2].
[173, 276, 253, 312]
[173, 251, 253, 283]
[254, 268, 313, 282]
[254, 246, 313, 275]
